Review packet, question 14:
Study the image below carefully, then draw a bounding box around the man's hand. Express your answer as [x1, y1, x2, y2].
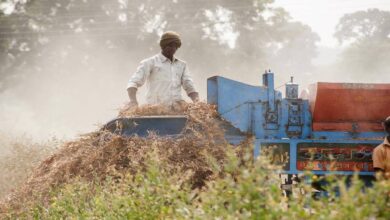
[128, 100, 138, 109]
[127, 87, 138, 105]
[188, 92, 199, 103]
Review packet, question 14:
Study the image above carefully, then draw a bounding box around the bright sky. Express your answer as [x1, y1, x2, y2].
[273, 0, 390, 47]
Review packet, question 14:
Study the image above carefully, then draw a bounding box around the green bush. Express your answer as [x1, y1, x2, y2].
[5, 147, 390, 220]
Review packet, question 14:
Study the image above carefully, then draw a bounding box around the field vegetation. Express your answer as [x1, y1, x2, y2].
[0, 134, 58, 199]
[0, 103, 389, 219]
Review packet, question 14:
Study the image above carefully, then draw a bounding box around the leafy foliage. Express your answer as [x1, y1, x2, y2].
[334, 9, 390, 81]
[4, 147, 390, 219]
[335, 9, 390, 44]
[0, 0, 319, 91]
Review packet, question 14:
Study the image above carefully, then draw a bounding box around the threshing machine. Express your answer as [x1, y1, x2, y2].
[106, 70, 390, 183]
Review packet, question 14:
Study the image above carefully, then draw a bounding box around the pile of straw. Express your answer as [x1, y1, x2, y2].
[1, 102, 247, 212]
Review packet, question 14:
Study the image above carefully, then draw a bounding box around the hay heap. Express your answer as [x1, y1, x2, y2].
[1, 102, 246, 212]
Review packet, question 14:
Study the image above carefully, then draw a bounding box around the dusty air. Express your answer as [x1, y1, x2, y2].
[0, 0, 389, 218]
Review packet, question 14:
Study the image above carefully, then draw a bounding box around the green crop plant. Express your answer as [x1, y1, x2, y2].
[4, 146, 389, 220]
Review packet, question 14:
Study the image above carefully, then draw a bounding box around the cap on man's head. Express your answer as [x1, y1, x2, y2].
[160, 31, 181, 48]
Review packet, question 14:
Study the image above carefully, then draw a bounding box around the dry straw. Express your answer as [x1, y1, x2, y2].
[0, 102, 250, 213]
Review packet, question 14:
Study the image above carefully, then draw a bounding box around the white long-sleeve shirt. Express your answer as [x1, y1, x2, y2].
[127, 53, 197, 105]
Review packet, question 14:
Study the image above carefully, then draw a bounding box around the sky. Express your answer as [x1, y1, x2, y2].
[273, 0, 390, 47]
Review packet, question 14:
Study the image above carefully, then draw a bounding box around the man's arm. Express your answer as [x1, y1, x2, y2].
[127, 87, 138, 107]
[181, 64, 199, 102]
[373, 147, 385, 178]
[127, 60, 151, 107]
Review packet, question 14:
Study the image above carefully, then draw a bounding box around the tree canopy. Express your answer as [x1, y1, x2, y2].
[0, 0, 319, 91]
[335, 8, 390, 44]
[334, 8, 390, 81]
[0, 0, 321, 138]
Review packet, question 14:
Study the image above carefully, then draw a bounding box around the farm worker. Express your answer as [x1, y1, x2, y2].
[373, 116, 390, 179]
[126, 31, 199, 107]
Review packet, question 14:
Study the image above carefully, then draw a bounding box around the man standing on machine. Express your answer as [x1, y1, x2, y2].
[127, 31, 199, 107]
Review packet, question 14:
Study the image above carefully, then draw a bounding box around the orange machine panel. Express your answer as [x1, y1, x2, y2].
[307, 82, 390, 132]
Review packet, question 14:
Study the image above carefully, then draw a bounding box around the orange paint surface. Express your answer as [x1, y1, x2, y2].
[306, 82, 390, 132]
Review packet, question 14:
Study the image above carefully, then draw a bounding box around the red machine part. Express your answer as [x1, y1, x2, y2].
[304, 82, 390, 132]
[297, 144, 375, 172]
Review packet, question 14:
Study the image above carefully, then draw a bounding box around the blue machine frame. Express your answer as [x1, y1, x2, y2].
[207, 71, 385, 176]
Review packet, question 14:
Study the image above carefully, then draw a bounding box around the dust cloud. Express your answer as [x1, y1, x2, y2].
[0, 36, 132, 140]
[0, 2, 388, 142]
[0, 35, 386, 141]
